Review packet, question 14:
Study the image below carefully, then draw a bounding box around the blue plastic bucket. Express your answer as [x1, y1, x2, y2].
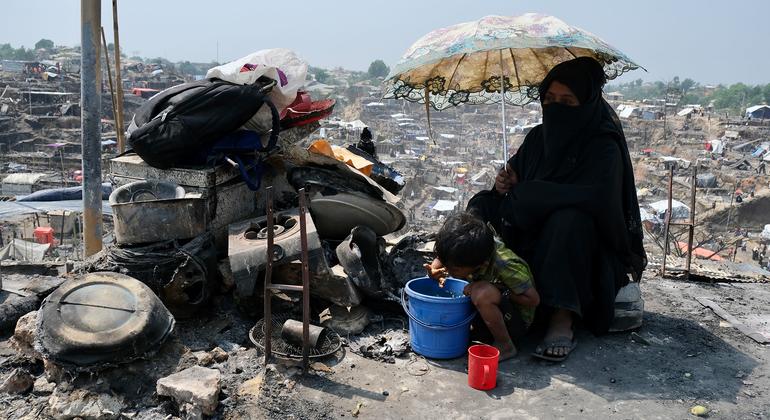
[402, 277, 476, 359]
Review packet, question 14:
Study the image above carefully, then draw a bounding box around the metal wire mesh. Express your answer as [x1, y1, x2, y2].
[249, 313, 342, 359]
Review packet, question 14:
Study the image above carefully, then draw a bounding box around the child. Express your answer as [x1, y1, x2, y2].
[424, 212, 539, 360]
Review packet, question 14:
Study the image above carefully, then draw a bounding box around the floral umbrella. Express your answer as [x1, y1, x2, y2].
[383, 13, 643, 110]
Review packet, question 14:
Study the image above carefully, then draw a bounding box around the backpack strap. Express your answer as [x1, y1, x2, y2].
[232, 155, 264, 192]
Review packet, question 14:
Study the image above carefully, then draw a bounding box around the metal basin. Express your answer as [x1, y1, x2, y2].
[109, 180, 207, 245]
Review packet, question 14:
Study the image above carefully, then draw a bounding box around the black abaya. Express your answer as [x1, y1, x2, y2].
[467, 57, 646, 334]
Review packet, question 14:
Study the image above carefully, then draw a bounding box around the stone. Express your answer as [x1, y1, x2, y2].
[209, 347, 229, 363]
[237, 373, 264, 398]
[44, 359, 66, 383]
[0, 368, 34, 394]
[181, 403, 204, 420]
[156, 366, 221, 415]
[11, 311, 41, 360]
[310, 362, 333, 373]
[194, 351, 214, 366]
[48, 389, 125, 420]
[33, 376, 56, 395]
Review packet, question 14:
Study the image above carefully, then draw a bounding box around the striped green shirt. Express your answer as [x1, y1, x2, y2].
[467, 238, 536, 326]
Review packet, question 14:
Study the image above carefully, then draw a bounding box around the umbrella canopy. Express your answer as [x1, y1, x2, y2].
[384, 13, 643, 110]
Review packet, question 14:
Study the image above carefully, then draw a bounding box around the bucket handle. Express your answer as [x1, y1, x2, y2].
[400, 287, 476, 330]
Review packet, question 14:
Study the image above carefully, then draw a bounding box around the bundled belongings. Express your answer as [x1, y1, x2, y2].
[207, 48, 308, 133]
[280, 91, 336, 129]
[206, 48, 308, 117]
[127, 77, 280, 169]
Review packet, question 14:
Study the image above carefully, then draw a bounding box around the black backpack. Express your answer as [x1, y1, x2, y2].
[127, 78, 279, 169]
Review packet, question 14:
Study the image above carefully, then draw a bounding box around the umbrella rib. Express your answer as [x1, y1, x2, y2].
[565, 47, 579, 60]
[483, 50, 490, 92]
[530, 47, 550, 76]
[509, 48, 522, 89]
[446, 53, 467, 92]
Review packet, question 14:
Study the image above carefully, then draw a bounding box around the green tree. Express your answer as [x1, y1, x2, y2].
[34, 38, 54, 50]
[680, 78, 696, 93]
[762, 84, 770, 104]
[178, 61, 198, 75]
[312, 67, 330, 84]
[367, 59, 390, 79]
[0, 43, 34, 60]
[0, 43, 14, 59]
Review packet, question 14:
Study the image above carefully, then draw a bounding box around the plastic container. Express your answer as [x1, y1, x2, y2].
[468, 344, 499, 390]
[33, 226, 55, 245]
[401, 277, 476, 359]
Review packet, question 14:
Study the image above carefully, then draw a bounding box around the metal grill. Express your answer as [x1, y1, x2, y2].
[249, 314, 342, 360]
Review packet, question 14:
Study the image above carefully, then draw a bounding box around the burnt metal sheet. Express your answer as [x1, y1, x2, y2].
[696, 297, 770, 344]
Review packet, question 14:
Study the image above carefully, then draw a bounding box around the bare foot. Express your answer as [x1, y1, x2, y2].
[494, 341, 518, 361]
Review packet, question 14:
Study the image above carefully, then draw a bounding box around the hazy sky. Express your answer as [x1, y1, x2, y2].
[2, 1, 768, 85]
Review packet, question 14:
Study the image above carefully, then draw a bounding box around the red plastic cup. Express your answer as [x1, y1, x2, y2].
[468, 344, 499, 390]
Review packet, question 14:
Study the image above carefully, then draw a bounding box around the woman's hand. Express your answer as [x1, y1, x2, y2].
[424, 258, 448, 288]
[495, 163, 518, 194]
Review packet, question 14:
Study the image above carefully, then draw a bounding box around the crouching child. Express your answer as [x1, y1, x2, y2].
[424, 212, 539, 360]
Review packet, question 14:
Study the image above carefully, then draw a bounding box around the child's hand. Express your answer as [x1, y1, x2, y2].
[463, 282, 476, 297]
[424, 258, 448, 288]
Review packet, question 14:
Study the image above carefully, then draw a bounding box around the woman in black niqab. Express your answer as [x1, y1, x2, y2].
[467, 57, 647, 360]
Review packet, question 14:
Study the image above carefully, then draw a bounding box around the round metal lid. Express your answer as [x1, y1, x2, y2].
[59, 281, 137, 333]
[36, 272, 175, 369]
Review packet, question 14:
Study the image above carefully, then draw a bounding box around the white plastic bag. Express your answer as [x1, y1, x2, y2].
[206, 48, 307, 114]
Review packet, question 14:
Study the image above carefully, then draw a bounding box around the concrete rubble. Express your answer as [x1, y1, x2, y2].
[156, 366, 222, 417]
[0, 368, 34, 394]
[47, 389, 125, 420]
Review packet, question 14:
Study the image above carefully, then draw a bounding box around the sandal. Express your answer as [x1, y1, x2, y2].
[531, 336, 577, 362]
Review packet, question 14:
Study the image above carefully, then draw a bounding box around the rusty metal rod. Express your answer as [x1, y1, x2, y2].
[661, 166, 674, 275]
[685, 166, 697, 278]
[299, 188, 311, 369]
[263, 186, 274, 366]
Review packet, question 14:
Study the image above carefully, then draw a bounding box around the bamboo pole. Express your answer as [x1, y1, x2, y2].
[100, 27, 118, 130]
[112, 0, 126, 152]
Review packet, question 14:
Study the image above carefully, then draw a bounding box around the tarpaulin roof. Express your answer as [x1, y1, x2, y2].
[649, 199, 690, 219]
[2, 173, 47, 185]
[432, 186, 458, 193]
[432, 200, 459, 212]
[746, 105, 770, 113]
[0, 238, 49, 262]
